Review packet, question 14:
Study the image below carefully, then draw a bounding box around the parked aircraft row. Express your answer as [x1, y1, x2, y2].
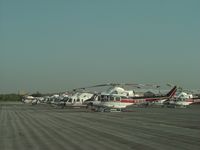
[22, 83, 200, 111]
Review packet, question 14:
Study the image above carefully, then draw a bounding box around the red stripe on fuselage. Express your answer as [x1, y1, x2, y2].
[186, 99, 194, 102]
[120, 97, 167, 104]
[120, 99, 135, 103]
[145, 97, 166, 102]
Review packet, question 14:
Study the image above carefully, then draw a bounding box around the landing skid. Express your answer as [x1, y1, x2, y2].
[94, 106, 124, 112]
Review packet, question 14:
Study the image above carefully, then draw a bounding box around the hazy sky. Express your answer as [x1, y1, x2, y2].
[1, 0, 200, 93]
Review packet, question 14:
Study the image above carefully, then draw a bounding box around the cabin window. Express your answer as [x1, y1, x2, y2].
[110, 97, 114, 101]
[116, 97, 120, 101]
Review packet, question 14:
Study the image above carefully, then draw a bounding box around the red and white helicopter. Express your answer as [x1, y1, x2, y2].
[162, 88, 200, 108]
[84, 83, 177, 111]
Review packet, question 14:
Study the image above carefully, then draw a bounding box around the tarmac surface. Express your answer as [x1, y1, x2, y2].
[0, 102, 200, 150]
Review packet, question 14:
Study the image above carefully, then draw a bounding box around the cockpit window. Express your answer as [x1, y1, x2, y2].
[110, 96, 114, 101]
[111, 91, 118, 94]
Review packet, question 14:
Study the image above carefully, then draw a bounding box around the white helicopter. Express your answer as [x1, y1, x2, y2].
[22, 95, 35, 104]
[22, 95, 44, 105]
[154, 84, 199, 108]
[162, 90, 197, 108]
[84, 83, 177, 111]
[63, 83, 141, 108]
[65, 92, 94, 107]
[46, 93, 69, 107]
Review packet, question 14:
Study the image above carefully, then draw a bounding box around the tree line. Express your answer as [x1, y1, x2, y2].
[0, 94, 22, 101]
[0, 92, 45, 101]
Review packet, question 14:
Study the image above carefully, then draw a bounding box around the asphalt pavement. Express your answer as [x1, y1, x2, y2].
[0, 102, 200, 150]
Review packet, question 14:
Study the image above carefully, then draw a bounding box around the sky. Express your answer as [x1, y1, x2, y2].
[0, 0, 200, 93]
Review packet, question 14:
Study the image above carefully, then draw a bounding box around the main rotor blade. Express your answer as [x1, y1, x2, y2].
[73, 83, 160, 91]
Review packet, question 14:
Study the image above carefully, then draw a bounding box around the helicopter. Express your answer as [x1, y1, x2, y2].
[61, 83, 149, 108]
[80, 83, 176, 111]
[83, 83, 176, 112]
[161, 86, 199, 108]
